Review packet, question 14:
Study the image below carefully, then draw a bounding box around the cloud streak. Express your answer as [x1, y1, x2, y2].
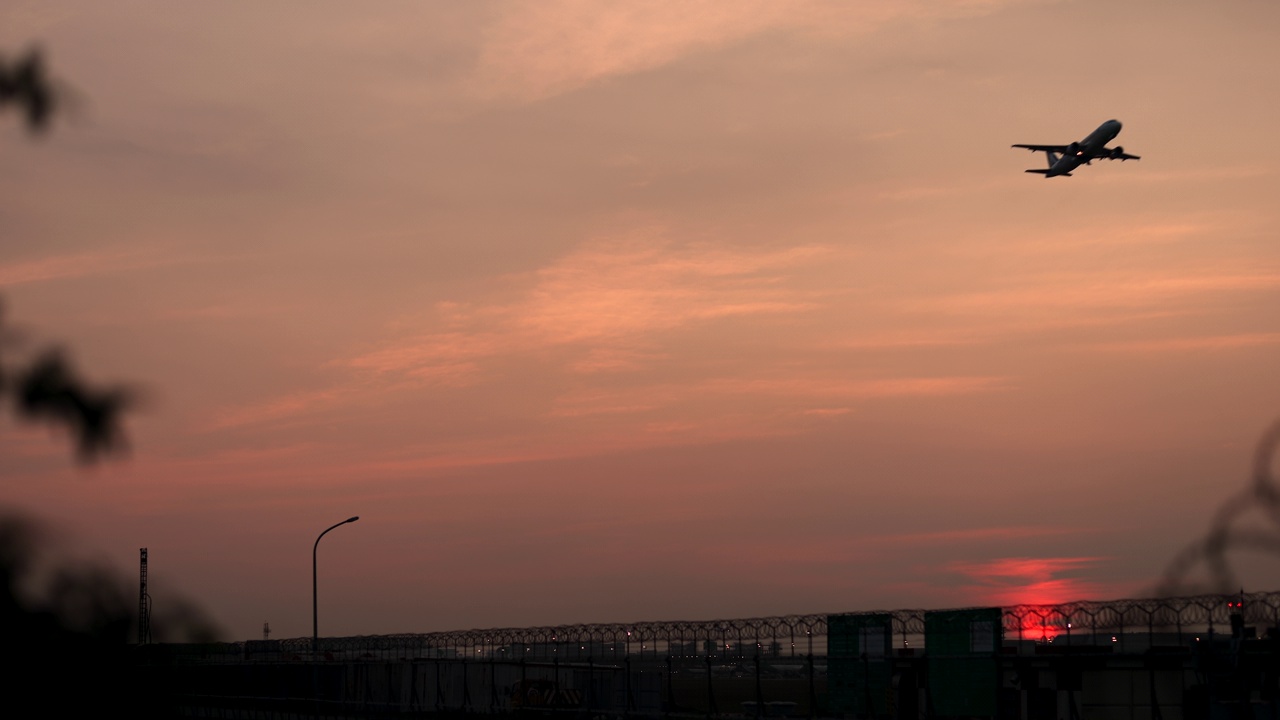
[343, 236, 830, 380]
[0, 250, 172, 287]
[948, 556, 1114, 607]
[470, 0, 1036, 103]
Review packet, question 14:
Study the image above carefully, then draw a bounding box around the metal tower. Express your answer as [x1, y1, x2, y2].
[138, 547, 152, 645]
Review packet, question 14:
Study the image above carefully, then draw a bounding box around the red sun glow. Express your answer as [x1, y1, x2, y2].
[948, 557, 1113, 640]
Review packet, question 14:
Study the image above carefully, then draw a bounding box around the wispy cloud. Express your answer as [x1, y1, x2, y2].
[516, 238, 827, 343]
[947, 556, 1112, 607]
[1091, 164, 1272, 186]
[801, 407, 852, 417]
[470, 0, 1033, 103]
[691, 526, 1085, 575]
[207, 387, 356, 431]
[1093, 332, 1280, 353]
[926, 272, 1280, 315]
[0, 249, 171, 287]
[567, 346, 666, 374]
[343, 236, 830, 380]
[705, 375, 1010, 398]
[547, 374, 1009, 419]
[343, 331, 500, 382]
[877, 526, 1084, 546]
[875, 176, 1012, 202]
[472, 1, 794, 102]
[211, 235, 837, 444]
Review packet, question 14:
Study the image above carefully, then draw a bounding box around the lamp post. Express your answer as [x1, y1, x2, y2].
[313, 516, 359, 654]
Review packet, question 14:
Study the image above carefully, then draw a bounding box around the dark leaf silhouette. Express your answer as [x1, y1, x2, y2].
[13, 349, 132, 461]
[0, 49, 55, 132]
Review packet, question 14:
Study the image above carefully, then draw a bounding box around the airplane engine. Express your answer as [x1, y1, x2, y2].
[1068, 141, 1081, 156]
[1110, 146, 1124, 159]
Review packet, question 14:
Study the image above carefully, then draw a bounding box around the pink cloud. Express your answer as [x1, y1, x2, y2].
[471, 2, 797, 102]
[947, 556, 1113, 607]
[877, 526, 1084, 546]
[471, 1, 1028, 103]
[341, 237, 830, 383]
[517, 238, 827, 343]
[1093, 332, 1280, 353]
[567, 347, 666, 374]
[548, 391, 662, 418]
[207, 388, 353, 431]
[932, 272, 1280, 315]
[701, 375, 1011, 399]
[344, 331, 505, 376]
[546, 374, 1008, 421]
[0, 250, 167, 286]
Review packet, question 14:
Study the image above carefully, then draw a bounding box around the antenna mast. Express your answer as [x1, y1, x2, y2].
[138, 547, 152, 645]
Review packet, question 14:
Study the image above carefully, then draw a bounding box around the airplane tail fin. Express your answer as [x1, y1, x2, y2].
[1046, 151, 1060, 168]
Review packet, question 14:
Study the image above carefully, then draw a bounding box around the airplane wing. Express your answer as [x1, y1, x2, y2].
[1011, 144, 1069, 153]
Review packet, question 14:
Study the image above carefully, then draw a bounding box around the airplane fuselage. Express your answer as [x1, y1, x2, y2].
[1045, 119, 1122, 177]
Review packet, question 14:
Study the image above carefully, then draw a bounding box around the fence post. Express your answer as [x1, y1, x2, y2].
[462, 656, 472, 713]
[435, 659, 444, 712]
[807, 653, 817, 719]
[626, 655, 635, 717]
[754, 654, 764, 718]
[588, 656, 596, 714]
[666, 655, 675, 717]
[490, 654, 498, 713]
[706, 653, 717, 719]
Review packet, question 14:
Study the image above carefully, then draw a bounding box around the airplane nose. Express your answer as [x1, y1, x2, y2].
[1110, 119, 1122, 129]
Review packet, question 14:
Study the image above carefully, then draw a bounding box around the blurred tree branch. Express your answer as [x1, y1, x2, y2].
[5, 335, 133, 462]
[0, 48, 56, 132]
[2, 50, 130, 461]
[0, 48, 216, 719]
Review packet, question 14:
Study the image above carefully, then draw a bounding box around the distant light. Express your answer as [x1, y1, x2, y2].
[1111, 636, 1117, 643]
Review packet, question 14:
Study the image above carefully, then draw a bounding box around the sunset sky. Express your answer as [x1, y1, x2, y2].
[2, 1, 1279, 641]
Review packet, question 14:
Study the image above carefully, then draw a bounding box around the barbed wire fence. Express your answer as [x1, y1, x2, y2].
[158, 590, 1280, 664]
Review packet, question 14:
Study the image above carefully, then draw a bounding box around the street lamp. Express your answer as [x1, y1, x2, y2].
[313, 516, 359, 654]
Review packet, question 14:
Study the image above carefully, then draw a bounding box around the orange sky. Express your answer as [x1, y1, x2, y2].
[2, 1, 1279, 640]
